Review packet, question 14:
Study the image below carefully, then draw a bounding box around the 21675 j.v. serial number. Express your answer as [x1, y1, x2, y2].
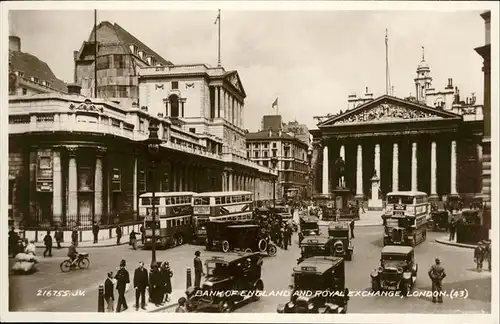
[37, 289, 86, 297]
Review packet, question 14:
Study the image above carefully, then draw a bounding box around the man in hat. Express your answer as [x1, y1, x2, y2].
[193, 251, 204, 288]
[133, 261, 149, 310]
[92, 222, 100, 244]
[474, 242, 485, 272]
[104, 271, 115, 312]
[484, 240, 491, 271]
[428, 258, 446, 303]
[115, 259, 130, 312]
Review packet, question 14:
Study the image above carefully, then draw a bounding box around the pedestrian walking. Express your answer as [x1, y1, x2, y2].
[55, 228, 63, 249]
[104, 271, 115, 312]
[448, 219, 456, 241]
[175, 297, 187, 313]
[43, 231, 53, 257]
[282, 226, 289, 250]
[9, 227, 20, 258]
[194, 251, 204, 288]
[129, 230, 137, 250]
[140, 225, 145, 244]
[115, 259, 130, 312]
[483, 240, 491, 271]
[133, 261, 148, 310]
[474, 242, 484, 272]
[116, 226, 122, 245]
[428, 258, 446, 303]
[149, 262, 162, 306]
[350, 220, 355, 239]
[71, 229, 78, 247]
[161, 262, 173, 303]
[92, 222, 100, 244]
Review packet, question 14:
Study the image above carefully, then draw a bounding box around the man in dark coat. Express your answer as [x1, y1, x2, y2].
[161, 262, 173, 303]
[9, 227, 19, 258]
[474, 243, 484, 272]
[115, 259, 130, 312]
[140, 225, 145, 244]
[133, 261, 149, 310]
[194, 251, 204, 288]
[350, 220, 355, 239]
[104, 271, 115, 312]
[149, 263, 162, 306]
[428, 257, 446, 303]
[449, 219, 456, 241]
[43, 231, 53, 257]
[71, 229, 78, 247]
[54, 228, 63, 249]
[116, 226, 122, 245]
[92, 222, 100, 244]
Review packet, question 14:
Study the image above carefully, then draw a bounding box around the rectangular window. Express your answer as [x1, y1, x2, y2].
[138, 170, 146, 192]
[22, 88, 27, 95]
[111, 167, 121, 192]
[79, 167, 94, 191]
[171, 81, 179, 90]
[33, 77, 40, 83]
[254, 152, 259, 158]
[273, 143, 277, 148]
[141, 198, 151, 206]
[96, 55, 111, 70]
[264, 143, 268, 148]
[189, 128, 196, 133]
[114, 55, 126, 69]
[264, 151, 268, 158]
[139, 120, 145, 131]
[272, 150, 277, 157]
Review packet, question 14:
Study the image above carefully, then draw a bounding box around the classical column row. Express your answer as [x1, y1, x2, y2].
[217, 87, 243, 128]
[321, 140, 459, 196]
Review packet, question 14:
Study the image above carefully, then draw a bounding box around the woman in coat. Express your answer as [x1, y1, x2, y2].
[161, 262, 173, 303]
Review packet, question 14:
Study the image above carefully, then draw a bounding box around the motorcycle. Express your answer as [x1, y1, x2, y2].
[60, 253, 90, 272]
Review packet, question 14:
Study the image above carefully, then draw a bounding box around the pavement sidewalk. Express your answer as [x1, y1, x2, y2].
[355, 210, 383, 227]
[34, 237, 129, 249]
[435, 235, 478, 249]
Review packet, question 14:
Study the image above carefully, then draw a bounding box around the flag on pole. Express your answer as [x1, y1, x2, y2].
[385, 29, 388, 46]
[272, 97, 278, 109]
[214, 10, 220, 24]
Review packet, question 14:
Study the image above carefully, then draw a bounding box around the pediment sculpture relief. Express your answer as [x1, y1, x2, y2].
[335, 103, 440, 125]
[69, 99, 104, 113]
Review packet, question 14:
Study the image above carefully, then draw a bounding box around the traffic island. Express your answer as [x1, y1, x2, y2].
[435, 235, 478, 249]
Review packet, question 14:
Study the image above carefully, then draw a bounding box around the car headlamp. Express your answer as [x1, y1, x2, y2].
[308, 303, 315, 310]
[378, 266, 384, 272]
[287, 302, 294, 308]
[397, 267, 404, 274]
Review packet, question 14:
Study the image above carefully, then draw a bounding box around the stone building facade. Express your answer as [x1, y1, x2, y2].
[311, 56, 484, 204]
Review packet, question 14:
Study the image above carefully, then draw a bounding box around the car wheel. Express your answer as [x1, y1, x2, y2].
[218, 300, 232, 313]
[222, 240, 230, 253]
[371, 280, 380, 292]
[267, 244, 277, 257]
[245, 248, 253, 253]
[258, 239, 267, 252]
[252, 280, 264, 301]
[177, 234, 184, 245]
[401, 281, 411, 296]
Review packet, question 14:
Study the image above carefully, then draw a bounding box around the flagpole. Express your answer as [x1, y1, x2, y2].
[385, 28, 388, 95]
[217, 9, 221, 67]
[94, 9, 98, 98]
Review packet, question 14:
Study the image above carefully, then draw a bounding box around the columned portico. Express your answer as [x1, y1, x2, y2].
[67, 145, 78, 216]
[411, 142, 418, 191]
[430, 141, 438, 198]
[94, 147, 105, 222]
[355, 144, 363, 198]
[392, 143, 399, 192]
[52, 149, 63, 224]
[450, 140, 458, 196]
[322, 145, 329, 195]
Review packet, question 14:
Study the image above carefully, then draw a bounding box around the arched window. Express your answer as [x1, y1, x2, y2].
[169, 94, 179, 117]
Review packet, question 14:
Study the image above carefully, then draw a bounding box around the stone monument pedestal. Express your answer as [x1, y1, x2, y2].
[368, 175, 383, 211]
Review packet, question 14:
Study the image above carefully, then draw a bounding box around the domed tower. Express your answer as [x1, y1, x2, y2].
[414, 46, 433, 103]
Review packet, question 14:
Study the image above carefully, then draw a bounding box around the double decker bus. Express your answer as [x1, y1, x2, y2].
[139, 191, 195, 249]
[382, 191, 429, 247]
[192, 191, 254, 244]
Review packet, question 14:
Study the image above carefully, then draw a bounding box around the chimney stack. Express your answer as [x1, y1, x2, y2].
[9, 36, 21, 52]
[268, 128, 272, 137]
[67, 84, 82, 95]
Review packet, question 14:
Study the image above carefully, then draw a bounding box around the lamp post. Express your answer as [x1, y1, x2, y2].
[270, 157, 278, 208]
[142, 122, 162, 266]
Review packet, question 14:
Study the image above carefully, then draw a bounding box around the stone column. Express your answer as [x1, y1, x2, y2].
[340, 145, 345, 160]
[392, 143, 399, 192]
[411, 142, 418, 191]
[163, 98, 170, 117]
[322, 145, 329, 195]
[224, 90, 228, 121]
[228, 172, 233, 191]
[133, 155, 138, 217]
[476, 143, 483, 196]
[67, 146, 78, 217]
[356, 144, 363, 198]
[374, 144, 380, 177]
[215, 87, 220, 118]
[430, 141, 438, 197]
[94, 147, 105, 222]
[450, 140, 458, 195]
[52, 149, 63, 224]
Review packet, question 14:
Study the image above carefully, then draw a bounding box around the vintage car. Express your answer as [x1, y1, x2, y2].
[298, 235, 335, 263]
[298, 216, 320, 242]
[328, 221, 354, 261]
[218, 224, 277, 256]
[205, 219, 255, 251]
[370, 245, 417, 295]
[427, 210, 450, 231]
[277, 256, 349, 313]
[273, 206, 298, 232]
[186, 252, 264, 312]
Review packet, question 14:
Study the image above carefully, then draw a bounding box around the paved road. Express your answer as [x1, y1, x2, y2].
[231, 227, 491, 314]
[9, 227, 491, 313]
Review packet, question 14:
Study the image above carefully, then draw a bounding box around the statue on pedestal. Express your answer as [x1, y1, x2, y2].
[334, 156, 346, 189]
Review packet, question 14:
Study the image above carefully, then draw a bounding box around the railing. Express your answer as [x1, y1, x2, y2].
[21, 212, 138, 231]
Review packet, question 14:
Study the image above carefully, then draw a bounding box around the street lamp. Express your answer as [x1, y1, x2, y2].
[270, 157, 278, 208]
[142, 121, 162, 266]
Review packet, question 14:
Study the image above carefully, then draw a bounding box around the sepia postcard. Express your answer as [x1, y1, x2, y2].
[1, 1, 498, 323]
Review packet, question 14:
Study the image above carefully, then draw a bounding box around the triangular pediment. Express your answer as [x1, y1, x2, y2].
[225, 71, 246, 97]
[318, 95, 461, 127]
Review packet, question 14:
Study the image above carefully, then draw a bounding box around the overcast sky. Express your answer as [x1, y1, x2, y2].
[8, 6, 487, 131]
